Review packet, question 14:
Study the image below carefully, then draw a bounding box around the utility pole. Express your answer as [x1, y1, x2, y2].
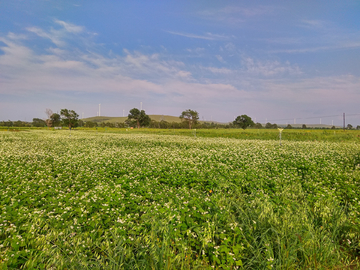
[99, 104, 101, 117]
[320, 118, 321, 124]
[343, 113, 345, 130]
[123, 109, 125, 117]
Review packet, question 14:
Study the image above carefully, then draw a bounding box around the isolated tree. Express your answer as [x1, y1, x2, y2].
[302, 124, 307, 129]
[347, 124, 353, 130]
[60, 109, 79, 129]
[265, 122, 278, 129]
[50, 113, 61, 127]
[180, 109, 199, 129]
[286, 124, 293, 129]
[127, 108, 151, 128]
[233, 115, 254, 129]
[32, 118, 46, 127]
[253, 122, 263, 129]
[357, 125, 360, 130]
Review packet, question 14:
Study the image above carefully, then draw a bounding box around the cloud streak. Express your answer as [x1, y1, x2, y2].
[165, 31, 228, 40]
[198, 5, 275, 25]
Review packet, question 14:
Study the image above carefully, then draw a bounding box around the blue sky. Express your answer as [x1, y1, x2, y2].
[1, 0, 360, 125]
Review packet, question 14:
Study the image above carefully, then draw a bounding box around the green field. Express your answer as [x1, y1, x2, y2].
[78, 127, 360, 143]
[0, 130, 359, 269]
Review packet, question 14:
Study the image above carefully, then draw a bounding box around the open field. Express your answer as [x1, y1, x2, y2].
[0, 130, 360, 269]
[92, 128, 360, 142]
[1, 127, 360, 143]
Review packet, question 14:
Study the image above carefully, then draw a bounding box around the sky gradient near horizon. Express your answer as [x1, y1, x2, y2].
[1, 1, 360, 125]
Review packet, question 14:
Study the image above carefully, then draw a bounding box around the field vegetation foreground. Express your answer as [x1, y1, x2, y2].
[0, 130, 360, 269]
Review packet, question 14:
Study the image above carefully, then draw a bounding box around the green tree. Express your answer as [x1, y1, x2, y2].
[78, 120, 84, 127]
[13, 120, 24, 127]
[127, 108, 151, 128]
[84, 121, 97, 128]
[32, 118, 46, 127]
[254, 122, 263, 129]
[286, 124, 293, 129]
[347, 124, 353, 130]
[302, 124, 307, 129]
[265, 122, 278, 129]
[180, 109, 199, 129]
[116, 122, 125, 128]
[60, 109, 79, 129]
[50, 113, 61, 127]
[233, 115, 254, 129]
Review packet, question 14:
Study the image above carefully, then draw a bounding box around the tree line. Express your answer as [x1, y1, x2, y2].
[2, 108, 359, 130]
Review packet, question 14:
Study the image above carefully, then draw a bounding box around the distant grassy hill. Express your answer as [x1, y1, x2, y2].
[82, 116, 127, 123]
[83, 115, 224, 124]
[83, 115, 188, 123]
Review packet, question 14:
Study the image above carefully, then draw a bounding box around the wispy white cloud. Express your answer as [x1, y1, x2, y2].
[266, 19, 360, 54]
[215, 55, 225, 63]
[0, 27, 218, 100]
[217, 6, 272, 17]
[300, 19, 327, 29]
[242, 57, 302, 76]
[224, 43, 236, 51]
[6, 32, 28, 40]
[54, 19, 84, 33]
[27, 27, 66, 47]
[186, 47, 205, 53]
[165, 31, 228, 40]
[199, 5, 275, 24]
[270, 41, 360, 53]
[202, 66, 233, 74]
[26, 19, 92, 47]
[263, 37, 304, 45]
